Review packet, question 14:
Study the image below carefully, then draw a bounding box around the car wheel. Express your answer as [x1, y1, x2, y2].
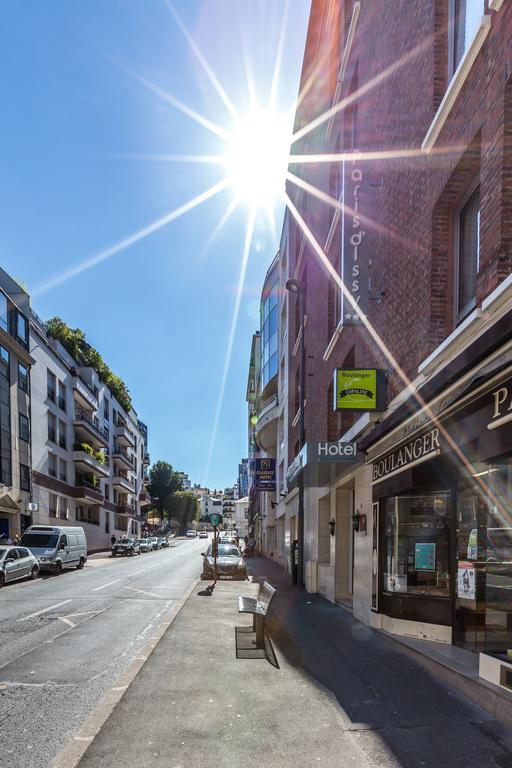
[77, 557, 85, 569]
[54, 561, 63, 576]
[0, 572, 5, 588]
[112, 552, 116, 557]
[130, 549, 134, 556]
[31, 565, 39, 580]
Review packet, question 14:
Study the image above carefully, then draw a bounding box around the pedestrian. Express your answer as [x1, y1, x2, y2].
[6, 536, 13, 545]
[110, 534, 116, 548]
[13, 534, 20, 545]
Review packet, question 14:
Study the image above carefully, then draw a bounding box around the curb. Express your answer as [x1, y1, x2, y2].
[52, 578, 199, 768]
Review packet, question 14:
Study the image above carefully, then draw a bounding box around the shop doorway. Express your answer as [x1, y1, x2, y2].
[334, 487, 353, 605]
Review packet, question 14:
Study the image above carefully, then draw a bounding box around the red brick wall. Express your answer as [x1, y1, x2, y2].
[287, 0, 512, 463]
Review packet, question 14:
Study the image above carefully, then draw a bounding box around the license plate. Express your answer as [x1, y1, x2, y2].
[219, 575, 231, 580]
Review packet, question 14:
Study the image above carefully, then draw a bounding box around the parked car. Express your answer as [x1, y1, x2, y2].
[148, 537, 160, 550]
[200, 543, 247, 581]
[21, 525, 87, 574]
[138, 538, 151, 553]
[198, 530, 209, 539]
[158, 538, 169, 548]
[0, 546, 39, 587]
[112, 538, 141, 556]
[186, 530, 197, 538]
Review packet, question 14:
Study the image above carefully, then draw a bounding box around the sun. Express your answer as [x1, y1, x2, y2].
[224, 109, 291, 208]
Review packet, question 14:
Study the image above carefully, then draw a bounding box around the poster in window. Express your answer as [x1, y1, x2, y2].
[414, 542, 436, 571]
[457, 561, 476, 600]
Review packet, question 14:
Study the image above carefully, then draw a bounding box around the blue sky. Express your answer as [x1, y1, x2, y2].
[0, 0, 310, 490]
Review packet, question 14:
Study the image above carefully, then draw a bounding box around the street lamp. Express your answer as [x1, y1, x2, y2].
[286, 278, 305, 588]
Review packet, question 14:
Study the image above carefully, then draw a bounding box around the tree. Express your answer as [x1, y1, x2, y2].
[148, 461, 183, 522]
[166, 491, 199, 533]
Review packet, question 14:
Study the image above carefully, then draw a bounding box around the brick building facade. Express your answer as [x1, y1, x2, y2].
[260, 0, 512, 666]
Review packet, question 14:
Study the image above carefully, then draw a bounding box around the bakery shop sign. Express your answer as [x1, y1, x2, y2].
[372, 427, 441, 483]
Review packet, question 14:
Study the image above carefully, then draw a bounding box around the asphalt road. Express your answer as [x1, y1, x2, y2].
[0, 536, 205, 768]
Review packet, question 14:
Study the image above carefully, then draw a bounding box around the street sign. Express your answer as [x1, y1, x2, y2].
[209, 513, 222, 527]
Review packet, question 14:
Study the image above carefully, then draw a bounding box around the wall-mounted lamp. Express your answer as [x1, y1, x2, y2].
[328, 518, 335, 537]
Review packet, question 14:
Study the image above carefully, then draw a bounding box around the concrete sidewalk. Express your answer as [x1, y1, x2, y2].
[77, 557, 512, 768]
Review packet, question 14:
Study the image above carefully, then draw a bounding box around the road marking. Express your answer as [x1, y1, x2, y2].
[92, 579, 121, 592]
[58, 616, 77, 628]
[17, 599, 72, 622]
[127, 569, 145, 577]
[125, 586, 164, 598]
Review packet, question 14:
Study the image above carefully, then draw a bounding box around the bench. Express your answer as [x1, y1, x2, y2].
[238, 581, 276, 649]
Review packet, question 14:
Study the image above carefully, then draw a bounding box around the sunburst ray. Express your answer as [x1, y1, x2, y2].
[33, 178, 232, 296]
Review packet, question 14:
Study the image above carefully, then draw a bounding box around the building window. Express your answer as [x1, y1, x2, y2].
[0, 345, 11, 487]
[17, 313, 28, 347]
[47, 370, 56, 402]
[456, 185, 480, 321]
[76, 505, 99, 525]
[48, 412, 56, 443]
[48, 453, 57, 478]
[59, 458, 67, 483]
[0, 293, 7, 332]
[261, 269, 279, 391]
[19, 413, 29, 442]
[59, 496, 69, 519]
[104, 483, 110, 501]
[58, 381, 66, 412]
[58, 419, 67, 449]
[20, 463, 31, 491]
[18, 363, 29, 393]
[49, 493, 58, 517]
[450, 0, 485, 76]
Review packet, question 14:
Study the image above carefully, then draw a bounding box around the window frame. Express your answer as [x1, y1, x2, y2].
[20, 463, 31, 491]
[19, 413, 30, 442]
[18, 363, 29, 393]
[454, 179, 480, 324]
[448, 0, 486, 80]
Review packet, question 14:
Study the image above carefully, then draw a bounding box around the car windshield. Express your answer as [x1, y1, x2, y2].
[121, 539, 134, 544]
[0, 547, 10, 560]
[21, 533, 59, 548]
[209, 545, 240, 557]
[139, 539, 147, 543]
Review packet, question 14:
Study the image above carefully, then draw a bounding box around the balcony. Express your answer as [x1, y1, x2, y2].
[72, 480, 104, 504]
[114, 503, 139, 517]
[73, 448, 110, 478]
[114, 424, 135, 447]
[143, 451, 150, 467]
[255, 394, 279, 452]
[74, 410, 109, 448]
[112, 448, 135, 471]
[139, 490, 151, 507]
[72, 375, 98, 411]
[113, 475, 135, 493]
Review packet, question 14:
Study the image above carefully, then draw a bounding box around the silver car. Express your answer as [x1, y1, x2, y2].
[0, 546, 39, 587]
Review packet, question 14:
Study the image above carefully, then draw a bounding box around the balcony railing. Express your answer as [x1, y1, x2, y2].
[114, 425, 135, 446]
[113, 475, 135, 493]
[73, 449, 110, 476]
[72, 375, 98, 411]
[74, 409, 109, 443]
[72, 480, 104, 503]
[112, 448, 135, 469]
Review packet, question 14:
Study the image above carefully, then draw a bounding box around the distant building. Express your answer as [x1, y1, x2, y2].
[235, 497, 249, 538]
[238, 458, 249, 498]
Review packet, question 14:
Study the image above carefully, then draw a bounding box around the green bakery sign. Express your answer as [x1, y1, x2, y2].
[334, 368, 387, 412]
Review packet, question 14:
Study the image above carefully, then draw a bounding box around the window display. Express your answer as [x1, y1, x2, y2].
[383, 492, 451, 598]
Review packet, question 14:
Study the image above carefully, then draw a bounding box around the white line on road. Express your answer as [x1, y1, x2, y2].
[58, 616, 77, 628]
[17, 599, 72, 622]
[92, 579, 121, 592]
[125, 586, 167, 598]
[127, 570, 145, 577]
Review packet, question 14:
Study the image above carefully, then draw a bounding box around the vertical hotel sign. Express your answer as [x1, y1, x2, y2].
[342, 149, 369, 324]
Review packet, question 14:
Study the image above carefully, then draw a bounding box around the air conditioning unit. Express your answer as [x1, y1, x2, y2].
[305, 561, 318, 593]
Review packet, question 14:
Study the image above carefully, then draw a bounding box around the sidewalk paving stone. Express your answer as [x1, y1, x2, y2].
[78, 556, 512, 768]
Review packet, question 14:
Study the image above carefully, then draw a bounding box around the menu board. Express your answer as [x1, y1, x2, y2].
[415, 543, 436, 571]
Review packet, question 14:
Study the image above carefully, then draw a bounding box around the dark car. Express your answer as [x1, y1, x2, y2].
[112, 538, 141, 556]
[200, 543, 247, 581]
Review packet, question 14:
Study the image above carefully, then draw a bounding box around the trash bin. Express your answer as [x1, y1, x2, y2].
[290, 539, 298, 585]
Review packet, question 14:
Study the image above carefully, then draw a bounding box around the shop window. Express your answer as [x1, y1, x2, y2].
[384, 492, 451, 598]
[456, 184, 480, 321]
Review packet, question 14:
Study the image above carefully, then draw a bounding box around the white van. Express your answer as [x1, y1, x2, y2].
[21, 525, 88, 574]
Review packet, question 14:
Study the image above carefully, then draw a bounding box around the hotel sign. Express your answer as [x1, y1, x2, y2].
[372, 427, 441, 483]
[334, 368, 387, 412]
[316, 441, 358, 461]
[253, 458, 276, 492]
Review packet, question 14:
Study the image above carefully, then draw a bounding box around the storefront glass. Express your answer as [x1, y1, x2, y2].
[456, 455, 512, 652]
[383, 492, 451, 597]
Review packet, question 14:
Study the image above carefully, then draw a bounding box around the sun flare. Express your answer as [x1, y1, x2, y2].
[224, 109, 291, 208]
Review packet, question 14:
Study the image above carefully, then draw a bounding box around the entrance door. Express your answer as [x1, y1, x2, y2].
[0, 518, 9, 539]
[334, 487, 353, 603]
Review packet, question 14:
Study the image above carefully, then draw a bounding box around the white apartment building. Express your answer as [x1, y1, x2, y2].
[30, 314, 150, 551]
[235, 496, 249, 538]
